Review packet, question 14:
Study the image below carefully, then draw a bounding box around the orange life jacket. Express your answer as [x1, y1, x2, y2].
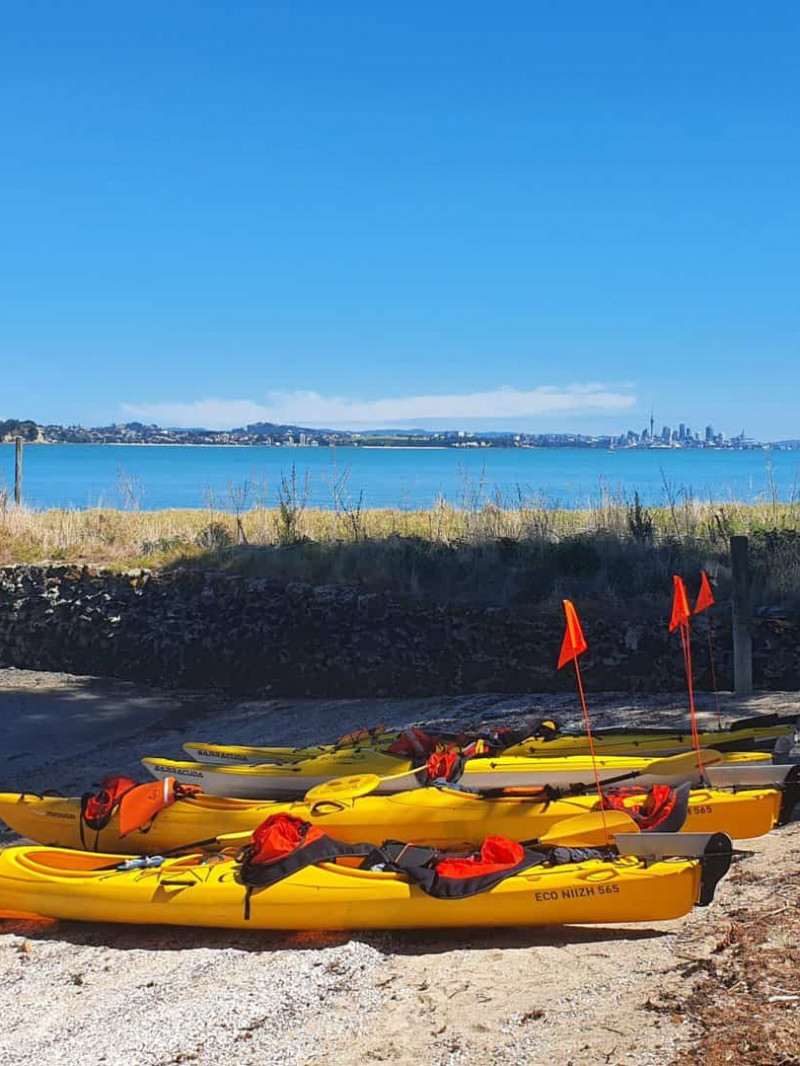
[117, 777, 201, 838]
[80, 774, 201, 845]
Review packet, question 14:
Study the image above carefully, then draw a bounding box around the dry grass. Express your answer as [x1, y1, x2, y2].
[667, 872, 800, 1065]
[1, 496, 800, 609]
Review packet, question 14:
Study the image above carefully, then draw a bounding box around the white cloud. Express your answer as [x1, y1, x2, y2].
[122, 384, 636, 430]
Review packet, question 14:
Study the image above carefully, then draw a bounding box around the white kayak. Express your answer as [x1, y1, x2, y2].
[139, 749, 774, 800]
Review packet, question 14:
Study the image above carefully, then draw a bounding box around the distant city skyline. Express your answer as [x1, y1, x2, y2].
[0, 390, 788, 443]
[3, 411, 795, 450]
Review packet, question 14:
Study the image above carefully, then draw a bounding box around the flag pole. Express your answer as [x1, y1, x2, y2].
[671, 576, 703, 774]
[678, 622, 703, 772]
[572, 657, 610, 845]
[559, 600, 610, 845]
[693, 571, 722, 730]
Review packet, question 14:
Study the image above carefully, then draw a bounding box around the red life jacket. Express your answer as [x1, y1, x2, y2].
[375, 836, 548, 898]
[435, 836, 526, 879]
[236, 813, 376, 919]
[424, 750, 466, 784]
[600, 783, 690, 834]
[245, 812, 327, 865]
[82, 776, 139, 830]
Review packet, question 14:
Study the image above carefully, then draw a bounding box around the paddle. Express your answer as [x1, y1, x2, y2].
[534, 809, 640, 847]
[216, 809, 642, 852]
[303, 748, 723, 805]
[566, 747, 722, 792]
[303, 766, 425, 804]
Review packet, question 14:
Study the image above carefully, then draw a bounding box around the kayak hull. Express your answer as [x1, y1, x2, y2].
[0, 845, 713, 930]
[502, 720, 797, 758]
[184, 718, 797, 765]
[141, 751, 769, 799]
[0, 782, 784, 854]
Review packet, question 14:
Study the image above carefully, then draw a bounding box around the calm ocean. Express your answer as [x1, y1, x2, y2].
[0, 443, 797, 511]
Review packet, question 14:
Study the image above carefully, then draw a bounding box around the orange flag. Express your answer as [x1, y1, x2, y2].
[669, 575, 691, 632]
[558, 600, 588, 669]
[694, 571, 715, 615]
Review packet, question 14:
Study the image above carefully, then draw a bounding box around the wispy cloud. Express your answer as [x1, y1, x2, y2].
[122, 384, 636, 430]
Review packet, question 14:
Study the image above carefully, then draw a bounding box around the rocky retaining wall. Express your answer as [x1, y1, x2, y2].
[0, 565, 797, 696]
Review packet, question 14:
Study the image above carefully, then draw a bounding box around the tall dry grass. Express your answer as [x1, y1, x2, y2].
[2, 486, 800, 611]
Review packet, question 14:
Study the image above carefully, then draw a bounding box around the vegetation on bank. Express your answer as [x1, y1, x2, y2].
[0, 419, 40, 443]
[1, 482, 799, 612]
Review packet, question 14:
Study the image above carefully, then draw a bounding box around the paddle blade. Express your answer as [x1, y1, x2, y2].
[216, 831, 253, 846]
[647, 748, 722, 777]
[538, 810, 640, 847]
[304, 773, 382, 804]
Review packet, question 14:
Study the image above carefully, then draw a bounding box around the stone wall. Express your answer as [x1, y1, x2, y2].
[0, 564, 797, 696]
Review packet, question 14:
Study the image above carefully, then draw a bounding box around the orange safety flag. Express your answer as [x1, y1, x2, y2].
[556, 598, 608, 843]
[558, 599, 588, 669]
[694, 571, 715, 615]
[669, 575, 692, 632]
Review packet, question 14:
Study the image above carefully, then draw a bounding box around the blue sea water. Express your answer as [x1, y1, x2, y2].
[1, 443, 798, 511]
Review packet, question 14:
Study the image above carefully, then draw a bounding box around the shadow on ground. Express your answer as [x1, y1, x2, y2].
[0, 916, 670, 956]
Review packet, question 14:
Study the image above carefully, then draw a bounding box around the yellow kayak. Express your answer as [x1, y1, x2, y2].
[142, 748, 770, 799]
[503, 715, 797, 757]
[182, 726, 507, 765]
[3, 766, 795, 854]
[0, 831, 733, 930]
[184, 714, 797, 765]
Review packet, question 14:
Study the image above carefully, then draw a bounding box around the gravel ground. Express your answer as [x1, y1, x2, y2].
[1, 669, 798, 1065]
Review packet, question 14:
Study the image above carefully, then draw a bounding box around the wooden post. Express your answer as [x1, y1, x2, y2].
[14, 436, 22, 505]
[730, 535, 753, 696]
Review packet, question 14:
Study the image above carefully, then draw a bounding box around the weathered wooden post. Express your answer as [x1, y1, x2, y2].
[730, 535, 753, 696]
[14, 436, 22, 505]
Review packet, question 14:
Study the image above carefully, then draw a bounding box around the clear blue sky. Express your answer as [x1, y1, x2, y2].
[2, 2, 798, 437]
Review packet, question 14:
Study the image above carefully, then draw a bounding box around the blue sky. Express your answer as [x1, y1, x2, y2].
[2, 2, 798, 437]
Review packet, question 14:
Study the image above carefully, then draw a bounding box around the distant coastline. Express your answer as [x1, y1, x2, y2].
[2, 416, 795, 451]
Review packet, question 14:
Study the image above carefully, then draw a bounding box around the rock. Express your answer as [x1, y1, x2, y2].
[0, 564, 795, 696]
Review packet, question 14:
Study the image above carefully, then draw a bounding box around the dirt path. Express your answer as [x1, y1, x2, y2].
[1, 670, 798, 1065]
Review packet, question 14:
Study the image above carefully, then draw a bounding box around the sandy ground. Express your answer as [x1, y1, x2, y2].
[1, 668, 799, 1066]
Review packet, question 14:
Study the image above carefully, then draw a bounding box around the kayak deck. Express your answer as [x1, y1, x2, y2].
[0, 840, 727, 930]
[2, 771, 793, 854]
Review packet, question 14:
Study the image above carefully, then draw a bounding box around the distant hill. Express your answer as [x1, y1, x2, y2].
[241, 421, 336, 436]
[1, 416, 791, 451]
[0, 419, 42, 442]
